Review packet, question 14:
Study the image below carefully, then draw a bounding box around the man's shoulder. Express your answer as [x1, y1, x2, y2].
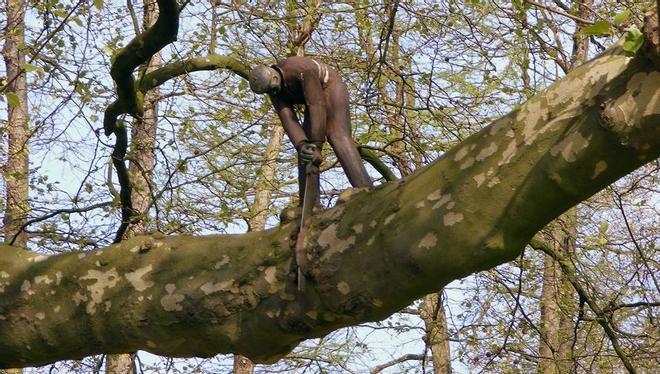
[278, 56, 317, 70]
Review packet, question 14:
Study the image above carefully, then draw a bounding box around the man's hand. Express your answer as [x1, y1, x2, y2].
[298, 142, 322, 166]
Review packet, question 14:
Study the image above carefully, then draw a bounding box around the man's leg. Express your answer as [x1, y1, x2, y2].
[325, 87, 373, 188]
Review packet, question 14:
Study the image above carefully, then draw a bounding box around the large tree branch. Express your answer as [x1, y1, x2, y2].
[0, 17, 659, 369]
[139, 55, 249, 92]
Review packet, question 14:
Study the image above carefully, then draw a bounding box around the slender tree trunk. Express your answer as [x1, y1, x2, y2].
[538, 2, 590, 371]
[538, 211, 577, 373]
[420, 293, 452, 373]
[106, 1, 160, 372]
[2, 0, 29, 249]
[1, 1, 28, 373]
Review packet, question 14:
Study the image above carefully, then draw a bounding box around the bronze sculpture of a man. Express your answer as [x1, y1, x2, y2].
[249, 56, 373, 204]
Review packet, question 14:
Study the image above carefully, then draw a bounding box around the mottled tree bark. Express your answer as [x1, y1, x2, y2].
[1, 2, 29, 372]
[420, 293, 451, 374]
[0, 35, 657, 368]
[538, 211, 577, 374]
[2, 0, 29, 249]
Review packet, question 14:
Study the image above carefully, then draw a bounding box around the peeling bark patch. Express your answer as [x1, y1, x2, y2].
[487, 177, 501, 188]
[415, 200, 425, 208]
[78, 253, 86, 259]
[161, 284, 185, 311]
[372, 298, 383, 307]
[550, 131, 591, 162]
[125, 265, 155, 292]
[426, 189, 443, 201]
[476, 142, 498, 161]
[21, 280, 34, 298]
[592, 161, 608, 179]
[499, 140, 517, 166]
[319, 224, 356, 261]
[79, 268, 120, 315]
[432, 194, 452, 210]
[418, 233, 437, 249]
[454, 146, 469, 161]
[367, 236, 376, 246]
[73, 291, 87, 306]
[306, 310, 318, 320]
[459, 157, 475, 170]
[520, 100, 546, 145]
[443, 212, 464, 226]
[370, 220, 377, 228]
[35, 312, 45, 320]
[384, 214, 396, 225]
[264, 266, 278, 293]
[474, 173, 486, 187]
[352, 224, 363, 234]
[54, 305, 61, 313]
[337, 282, 350, 295]
[30, 255, 48, 263]
[264, 266, 277, 283]
[214, 255, 230, 269]
[602, 72, 660, 137]
[0, 271, 8, 278]
[200, 280, 237, 295]
[34, 275, 53, 285]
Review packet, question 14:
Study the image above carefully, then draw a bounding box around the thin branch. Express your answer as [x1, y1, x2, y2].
[9, 202, 113, 245]
[524, 0, 594, 25]
[371, 354, 429, 374]
[358, 146, 398, 182]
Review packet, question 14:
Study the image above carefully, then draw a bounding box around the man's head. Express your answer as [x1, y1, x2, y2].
[249, 65, 281, 94]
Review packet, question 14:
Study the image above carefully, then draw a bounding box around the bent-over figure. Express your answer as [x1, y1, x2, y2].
[249, 56, 373, 204]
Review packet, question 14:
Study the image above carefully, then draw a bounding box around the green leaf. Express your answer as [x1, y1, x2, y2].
[93, 0, 104, 10]
[513, 0, 524, 11]
[583, 20, 612, 36]
[622, 28, 644, 53]
[5, 92, 20, 108]
[20, 63, 39, 72]
[613, 10, 630, 26]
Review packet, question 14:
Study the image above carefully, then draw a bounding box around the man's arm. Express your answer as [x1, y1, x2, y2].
[269, 94, 307, 147]
[301, 69, 326, 144]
